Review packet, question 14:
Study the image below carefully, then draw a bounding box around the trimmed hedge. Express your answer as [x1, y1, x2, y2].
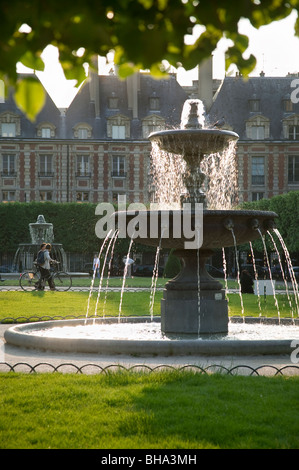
[0, 202, 156, 256]
[240, 190, 299, 254]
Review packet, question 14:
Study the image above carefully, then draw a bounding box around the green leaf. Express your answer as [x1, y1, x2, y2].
[19, 51, 45, 72]
[14, 77, 46, 122]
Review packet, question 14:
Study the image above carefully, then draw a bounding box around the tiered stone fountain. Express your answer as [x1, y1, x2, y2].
[124, 100, 277, 335]
[5, 100, 297, 357]
[13, 215, 67, 271]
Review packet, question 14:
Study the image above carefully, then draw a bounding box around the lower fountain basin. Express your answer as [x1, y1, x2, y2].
[4, 318, 298, 356]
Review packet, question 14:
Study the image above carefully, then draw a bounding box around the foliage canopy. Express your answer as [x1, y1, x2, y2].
[1, 0, 298, 119]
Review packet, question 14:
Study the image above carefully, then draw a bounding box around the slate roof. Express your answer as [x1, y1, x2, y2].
[208, 76, 299, 140]
[65, 73, 187, 140]
[0, 74, 62, 138]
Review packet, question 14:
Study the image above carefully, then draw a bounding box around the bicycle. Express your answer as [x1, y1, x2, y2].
[19, 261, 72, 292]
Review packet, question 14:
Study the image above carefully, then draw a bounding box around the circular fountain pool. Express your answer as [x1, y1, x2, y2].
[4, 318, 298, 356]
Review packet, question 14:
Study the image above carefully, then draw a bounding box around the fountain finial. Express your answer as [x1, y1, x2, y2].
[184, 101, 202, 129]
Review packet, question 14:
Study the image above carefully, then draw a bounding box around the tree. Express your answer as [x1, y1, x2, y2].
[1, 0, 297, 120]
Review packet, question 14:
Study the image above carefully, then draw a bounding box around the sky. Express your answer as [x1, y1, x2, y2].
[20, 10, 299, 108]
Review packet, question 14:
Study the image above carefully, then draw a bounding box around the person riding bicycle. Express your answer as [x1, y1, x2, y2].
[36, 243, 57, 291]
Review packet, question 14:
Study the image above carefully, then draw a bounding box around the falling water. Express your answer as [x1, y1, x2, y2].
[249, 241, 262, 317]
[94, 230, 119, 322]
[197, 248, 201, 336]
[222, 247, 229, 303]
[230, 229, 245, 319]
[150, 142, 185, 206]
[257, 229, 281, 322]
[267, 230, 295, 322]
[85, 230, 112, 322]
[102, 230, 119, 317]
[149, 240, 162, 321]
[201, 141, 238, 209]
[118, 236, 135, 321]
[273, 228, 299, 317]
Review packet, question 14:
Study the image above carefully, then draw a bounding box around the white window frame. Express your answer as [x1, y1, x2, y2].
[2, 154, 16, 175]
[251, 156, 265, 185]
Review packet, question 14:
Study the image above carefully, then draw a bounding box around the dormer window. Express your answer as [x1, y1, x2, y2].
[246, 115, 270, 140]
[149, 93, 160, 111]
[1, 123, 16, 137]
[107, 114, 130, 139]
[36, 122, 56, 138]
[248, 99, 260, 112]
[73, 122, 93, 139]
[142, 114, 165, 138]
[108, 93, 119, 109]
[282, 115, 299, 139]
[251, 126, 265, 139]
[42, 128, 51, 138]
[289, 125, 299, 140]
[283, 99, 293, 112]
[0, 111, 20, 137]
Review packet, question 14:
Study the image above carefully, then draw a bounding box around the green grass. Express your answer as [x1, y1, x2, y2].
[0, 291, 161, 321]
[0, 371, 298, 449]
[0, 289, 298, 322]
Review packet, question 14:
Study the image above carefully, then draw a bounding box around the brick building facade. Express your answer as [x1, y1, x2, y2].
[1, 69, 299, 207]
[208, 75, 299, 202]
[0, 71, 187, 204]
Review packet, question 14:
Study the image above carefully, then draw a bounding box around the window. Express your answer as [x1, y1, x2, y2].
[108, 94, 119, 109]
[73, 123, 92, 139]
[283, 99, 293, 112]
[0, 111, 20, 137]
[78, 128, 88, 139]
[288, 125, 299, 140]
[76, 192, 89, 202]
[39, 155, 53, 177]
[41, 127, 51, 138]
[142, 115, 165, 138]
[2, 154, 16, 176]
[288, 156, 299, 183]
[249, 99, 260, 112]
[36, 122, 56, 138]
[107, 114, 130, 139]
[40, 191, 52, 201]
[76, 155, 90, 176]
[2, 191, 15, 202]
[112, 125, 126, 139]
[252, 192, 264, 201]
[1, 123, 16, 137]
[251, 126, 265, 140]
[112, 155, 126, 177]
[246, 115, 269, 140]
[149, 96, 160, 111]
[251, 156, 265, 185]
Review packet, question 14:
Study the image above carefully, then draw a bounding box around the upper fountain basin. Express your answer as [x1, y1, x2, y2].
[114, 209, 278, 250]
[149, 128, 239, 156]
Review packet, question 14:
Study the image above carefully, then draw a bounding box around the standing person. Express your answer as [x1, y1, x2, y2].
[36, 243, 56, 290]
[240, 269, 254, 294]
[93, 253, 100, 278]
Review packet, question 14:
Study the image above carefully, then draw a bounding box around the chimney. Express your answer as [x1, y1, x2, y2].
[127, 73, 139, 119]
[198, 57, 213, 112]
[89, 55, 100, 117]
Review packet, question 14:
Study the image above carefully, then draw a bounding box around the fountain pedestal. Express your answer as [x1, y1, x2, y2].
[161, 249, 228, 335]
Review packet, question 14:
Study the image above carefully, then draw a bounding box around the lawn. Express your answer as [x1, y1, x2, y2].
[0, 371, 298, 449]
[0, 289, 298, 322]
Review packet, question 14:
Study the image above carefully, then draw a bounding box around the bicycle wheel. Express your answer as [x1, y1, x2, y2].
[52, 271, 72, 291]
[19, 271, 40, 292]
